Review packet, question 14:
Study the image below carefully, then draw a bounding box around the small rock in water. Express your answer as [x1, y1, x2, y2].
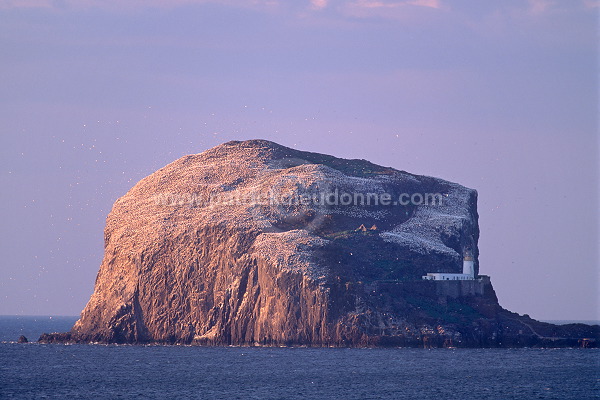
[17, 335, 28, 343]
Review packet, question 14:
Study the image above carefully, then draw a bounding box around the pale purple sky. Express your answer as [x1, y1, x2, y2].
[0, 0, 598, 321]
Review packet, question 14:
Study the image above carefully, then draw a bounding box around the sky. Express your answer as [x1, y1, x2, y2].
[0, 0, 598, 321]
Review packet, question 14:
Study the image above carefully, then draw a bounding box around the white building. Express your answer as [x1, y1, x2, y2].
[422, 253, 476, 281]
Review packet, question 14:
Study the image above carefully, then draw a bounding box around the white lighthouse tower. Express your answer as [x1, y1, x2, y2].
[422, 250, 477, 281]
[462, 251, 475, 278]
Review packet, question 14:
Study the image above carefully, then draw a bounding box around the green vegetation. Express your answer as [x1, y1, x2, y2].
[281, 148, 397, 178]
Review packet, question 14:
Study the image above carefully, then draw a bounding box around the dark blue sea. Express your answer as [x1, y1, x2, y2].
[1, 316, 598, 399]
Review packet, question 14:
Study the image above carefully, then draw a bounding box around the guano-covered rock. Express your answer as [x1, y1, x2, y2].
[40, 140, 599, 347]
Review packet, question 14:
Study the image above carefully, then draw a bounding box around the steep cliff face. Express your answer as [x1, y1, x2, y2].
[41, 140, 598, 347]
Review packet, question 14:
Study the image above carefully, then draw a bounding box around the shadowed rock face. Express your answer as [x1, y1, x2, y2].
[41, 140, 599, 347]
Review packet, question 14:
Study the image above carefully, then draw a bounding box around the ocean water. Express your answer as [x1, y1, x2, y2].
[0, 317, 598, 399]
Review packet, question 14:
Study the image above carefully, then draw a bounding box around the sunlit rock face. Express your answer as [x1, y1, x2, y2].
[42, 140, 597, 347]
